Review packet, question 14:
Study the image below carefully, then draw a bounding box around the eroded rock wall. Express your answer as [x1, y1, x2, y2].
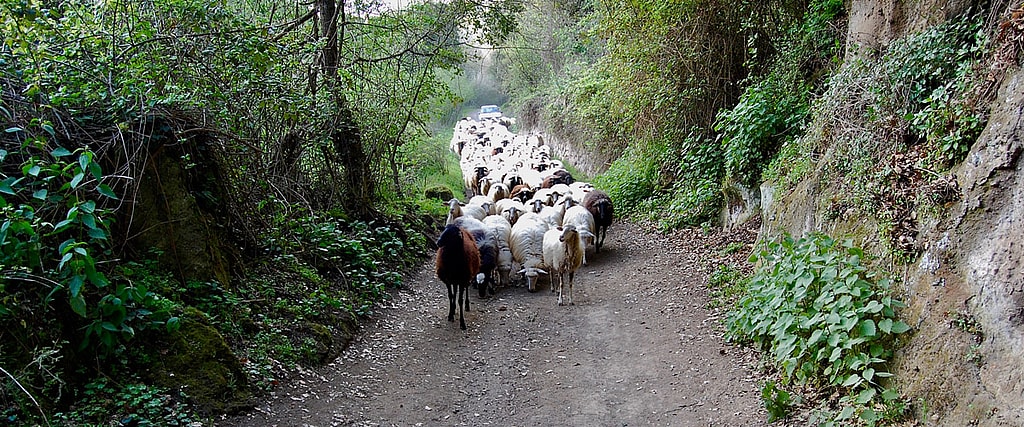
[759, 1, 1024, 424]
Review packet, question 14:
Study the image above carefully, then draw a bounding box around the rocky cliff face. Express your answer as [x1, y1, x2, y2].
[759, 1, 1024, 424]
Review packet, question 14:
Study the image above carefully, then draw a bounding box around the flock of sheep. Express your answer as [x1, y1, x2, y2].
[434, 113, 614, 330]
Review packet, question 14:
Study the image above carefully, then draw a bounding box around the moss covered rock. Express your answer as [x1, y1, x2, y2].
[424, 185, 454, 201]
[148, 307, 251, 414]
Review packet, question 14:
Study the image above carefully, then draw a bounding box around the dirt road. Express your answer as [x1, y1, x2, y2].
[221, 222, 770, 426]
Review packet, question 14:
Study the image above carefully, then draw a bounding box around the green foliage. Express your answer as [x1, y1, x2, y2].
[0, 127, 175, 355]
[718, 0, 843, 189]
[400, 129, 464, 203]
[706, 264, 746, 309]
[893, 16, 989, 166]
[761, 380, 795, 423]
[261, 212, 410, 316]
[2, 0, 497, 420]
[592, 143, 663, 218]
[52, 377, 195, 426]
[809, 386, 912, 427]
[727, 233, 911, 416]
[716, 75, 810, 188]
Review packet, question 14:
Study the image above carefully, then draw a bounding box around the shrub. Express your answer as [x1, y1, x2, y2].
[592, 143, 664, 218]
[727, 233, 911, 417]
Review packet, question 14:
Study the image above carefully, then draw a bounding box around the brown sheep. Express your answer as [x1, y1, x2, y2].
[436, 224, 482, 330]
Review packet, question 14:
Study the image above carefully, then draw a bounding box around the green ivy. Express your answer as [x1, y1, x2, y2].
[727, 233, 911, 418]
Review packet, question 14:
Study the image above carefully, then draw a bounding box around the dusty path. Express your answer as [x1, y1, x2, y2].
[221, 222, 770, 426]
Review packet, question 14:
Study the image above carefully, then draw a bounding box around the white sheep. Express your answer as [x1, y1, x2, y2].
[446, 198, 487, 224]
[468, 195, 495, 216]
[495, 198, 526, 226]
[482, 215, 513, 290]
[542, 225, 585, 306]
[509, 213, 548, 292]
[562, 205, 597, 264]
[537, 204, 564, 230]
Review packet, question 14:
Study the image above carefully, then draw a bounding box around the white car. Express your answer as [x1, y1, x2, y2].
[479, 105, 502, 120]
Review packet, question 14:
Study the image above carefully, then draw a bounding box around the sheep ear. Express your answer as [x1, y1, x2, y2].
[537, 269, 548, 275]
[579, 230, 595, 238]
[517, 268, 527, 274]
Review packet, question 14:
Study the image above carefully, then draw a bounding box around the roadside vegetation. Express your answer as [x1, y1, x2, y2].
[1, 0, 518, 424]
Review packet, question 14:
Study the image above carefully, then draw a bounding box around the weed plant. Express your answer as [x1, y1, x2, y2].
[727, 233, 912, 424]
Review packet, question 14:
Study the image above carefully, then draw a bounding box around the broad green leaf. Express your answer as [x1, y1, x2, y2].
[88, 161, 101, 180]
[808, 329, 823, 346]
[97, 184, 119, 199]
[890, 321, 911, 334]
[881, 388, 901, 401]
[87, 227, 107, 240]
[58, 252, 73, 270]
[68, 275, 84, 297]
[859, 319, 877, 337]
[838, 405, 856, 420]
[78, 152, 90, 173]
[862, 300, 883, 313]
[51, 147, 72, 157]
[70, 172, 85, 189]
[166, 316, 181, 332]
[878, 318, 893, 333]
[81, 213, 96, 229]
[855, 387, 876, 404]
[32, 189, 47, 200]
[829, 347, 842, 362]
[841, 373, 861, 387]
[53, 218, 74, 232]
[70, 293, 87, 317]
[0, 178, 14, 195]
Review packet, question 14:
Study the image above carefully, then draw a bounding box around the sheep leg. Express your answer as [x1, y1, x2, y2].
[478, 273, 488, 298]
[567, 271, 575, 306]
[458, 282, 468, 330]
[446, 282, 456, 322]
[557, 272, 565, 306]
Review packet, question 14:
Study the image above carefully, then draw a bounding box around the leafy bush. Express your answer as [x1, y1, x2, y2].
[706, 264, 746, 309]
[717, 0, 843, 189]
[895, 16, 989, 166]
[727, 233, 911, 416]
[592, 143, 663, 218]
[716, 75, 809, 188]
[1, 132, 177, 355]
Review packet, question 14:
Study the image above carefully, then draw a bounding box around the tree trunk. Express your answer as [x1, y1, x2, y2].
[317, 0, 375, 217]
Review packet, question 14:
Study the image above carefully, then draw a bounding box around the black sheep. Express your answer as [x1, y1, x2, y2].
[583, 190, 614, 252]
[452, 217, 498, 298]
